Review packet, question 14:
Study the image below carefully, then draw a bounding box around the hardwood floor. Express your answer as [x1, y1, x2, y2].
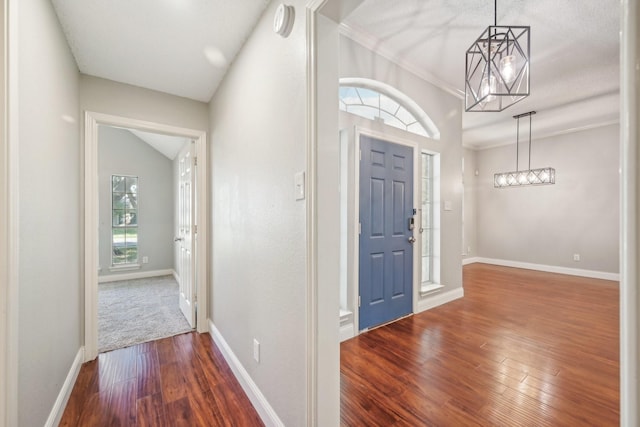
[60, 332, 264, 426]
[340, 263, 620, 426]
[61, 263, 619, 426]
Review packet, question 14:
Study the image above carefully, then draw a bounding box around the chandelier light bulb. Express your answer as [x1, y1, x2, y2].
[500, 55, 516, 84]
[480, 75, 497, 103]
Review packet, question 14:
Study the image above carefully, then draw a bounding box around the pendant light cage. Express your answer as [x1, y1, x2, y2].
[465, 25, 530, 112]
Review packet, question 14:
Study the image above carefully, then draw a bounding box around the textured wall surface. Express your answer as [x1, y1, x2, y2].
[208, 1, 309, 425]
[17, 1, 81, 425]
[476, 124, 620, 273]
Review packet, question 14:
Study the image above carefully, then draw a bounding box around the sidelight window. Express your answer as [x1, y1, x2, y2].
[421, 152, 440, 287]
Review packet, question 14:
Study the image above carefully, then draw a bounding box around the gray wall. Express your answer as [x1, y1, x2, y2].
[80, 75, 209, 132]
[208, 1, 309, 425]
[339, 35, 464, 299]
[475, 124, 620, 273]
[17, 0, 81, 425]
[98, 126, 174, 276]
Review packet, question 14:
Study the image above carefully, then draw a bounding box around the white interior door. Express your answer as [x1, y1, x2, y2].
[177, 141, 196, 328]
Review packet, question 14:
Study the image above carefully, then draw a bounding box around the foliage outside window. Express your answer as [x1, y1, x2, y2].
[112, 175, 138, 265]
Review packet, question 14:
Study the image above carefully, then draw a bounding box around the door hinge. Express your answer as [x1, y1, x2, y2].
[194, 224, 198, 234]
[193, 156, 198, 166]
[358, 296, 361, 307]
[358, 222, 362, 234]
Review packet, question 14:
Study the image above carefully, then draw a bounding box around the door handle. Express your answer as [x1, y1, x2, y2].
[408, 236, 416, 244]
[174, 237, 183, 242]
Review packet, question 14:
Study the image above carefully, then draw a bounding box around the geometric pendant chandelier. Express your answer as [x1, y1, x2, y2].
[465, 0, 530, 112]
[494, 111, 556, 188]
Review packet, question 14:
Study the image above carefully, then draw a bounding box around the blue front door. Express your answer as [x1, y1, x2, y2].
[359, 135, 414, 330]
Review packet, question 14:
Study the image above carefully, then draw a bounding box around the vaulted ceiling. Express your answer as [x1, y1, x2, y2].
[52, 0, 270, 103]
[52, 0, 620, 148]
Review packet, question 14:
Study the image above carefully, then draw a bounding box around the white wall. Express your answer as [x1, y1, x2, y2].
[339, 35, 464, 306]
[17, 0, 81, 425]
[475, 124, 620, 273]
[208, 1, 309, 425]
[98, 126, 174, 276]
[0, 2, 9, 423]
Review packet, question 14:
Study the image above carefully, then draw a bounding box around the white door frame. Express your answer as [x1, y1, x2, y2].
[620, 0, 639, 424]
[2, 0, 19, 424]
[352, 127, 419, 334]
[84, 111, 208, 361]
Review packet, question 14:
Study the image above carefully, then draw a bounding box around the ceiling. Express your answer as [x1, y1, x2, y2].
[127, 128, 189, 160]
[52, 0, 620, 149]
[342, 0, 620, 147]
[51, 0, 270, 103]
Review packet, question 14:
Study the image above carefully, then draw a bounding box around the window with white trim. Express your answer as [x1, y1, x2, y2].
[420, 152, 440, 287]
[111, 175, 138, 265]
[339, 78, 441, 140]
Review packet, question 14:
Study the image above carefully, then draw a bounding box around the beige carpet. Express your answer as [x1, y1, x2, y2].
[98, 275, 192, 353]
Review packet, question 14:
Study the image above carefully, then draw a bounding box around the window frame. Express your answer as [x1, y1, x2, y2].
[110, 174, 139, 266]
[339, 77, 441, 140]
[420, 151, 441, 290]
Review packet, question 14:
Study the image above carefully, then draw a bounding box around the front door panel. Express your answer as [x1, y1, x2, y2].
[359, 135, 414, 330]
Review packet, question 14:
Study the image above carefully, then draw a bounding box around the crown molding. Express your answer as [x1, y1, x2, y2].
[464, 118, 620, 150]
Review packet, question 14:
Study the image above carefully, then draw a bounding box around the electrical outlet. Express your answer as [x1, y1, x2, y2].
[573, 254, 580, 262]
[142, 256, 149, 264]
[253, 339, 260, 363]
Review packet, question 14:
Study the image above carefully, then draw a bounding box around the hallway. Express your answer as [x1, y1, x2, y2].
[60, 332, 263, 426]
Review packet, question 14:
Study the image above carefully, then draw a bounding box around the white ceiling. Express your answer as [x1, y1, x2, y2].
[343, 0, 620, 148]
[52, 0, 620, 149]
[51, 0, 270, 103]
[127, 129, 189, 160]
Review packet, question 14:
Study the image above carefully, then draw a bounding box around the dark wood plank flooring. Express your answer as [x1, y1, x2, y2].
[340, 263, 620, 426]
[60, 332, 264, 426]
[61, 263, 619, 426]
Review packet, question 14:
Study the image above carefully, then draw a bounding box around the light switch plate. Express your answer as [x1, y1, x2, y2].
[444, 200, 452, 211]
[295, 171, 305, 200]
[253, 339, 260, 363]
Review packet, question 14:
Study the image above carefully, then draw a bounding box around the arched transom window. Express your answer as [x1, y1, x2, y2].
[339, 77, 440, 140]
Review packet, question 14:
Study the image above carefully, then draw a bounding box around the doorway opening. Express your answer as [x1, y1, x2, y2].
[96, 125, 195, 353]
[84, 111, 208, 361]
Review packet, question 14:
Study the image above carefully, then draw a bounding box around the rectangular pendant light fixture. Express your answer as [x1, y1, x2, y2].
[465, 1, 530, 112]
[494, 167, 555, 187]
[494, 111, 556, 188]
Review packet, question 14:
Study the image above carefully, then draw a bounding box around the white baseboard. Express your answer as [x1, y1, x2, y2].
[98, 269, 174, 283]
[172, 269, 179, 283]
[462, 257, 481, 266]
[468, 257, 620, 281]
[340, 323, 355, 342]
[416, 287, 464, 313]
[45, 347, 84, 427]
[208, 320, 284, 427]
